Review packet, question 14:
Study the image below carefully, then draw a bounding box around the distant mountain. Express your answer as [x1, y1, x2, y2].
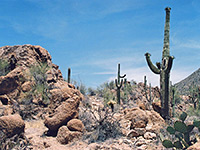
[174, 68, 200, 95]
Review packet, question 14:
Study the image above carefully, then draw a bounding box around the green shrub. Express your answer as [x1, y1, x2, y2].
[29, 62, 51, 106]
[0, 59, 10, 76]
[87, 87, 96, 96]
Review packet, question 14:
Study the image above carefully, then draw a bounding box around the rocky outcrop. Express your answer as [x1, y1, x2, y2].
[0, 114, 25, 138]
[0, 45, 83, 120]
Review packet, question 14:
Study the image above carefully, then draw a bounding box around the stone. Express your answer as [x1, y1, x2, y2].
[138, 102, 146, 110]
[88, 143, 100, 150]
[21, 81, 32, 92]
[0, 95, 10, 105]
[152, 101, 161, 114]
[56, 126, 82, 144]
[44, 97, 80, 132]
[127, 128, 146, 138]
[145, 110, 165, 133]
[144, 132, 157, 140]
[124, 107, 148, 129]
[188, 141, 200, 150]
[135, 136, 147, 147]
[0, 114, 25, 137]
[67, 119, 84, 132]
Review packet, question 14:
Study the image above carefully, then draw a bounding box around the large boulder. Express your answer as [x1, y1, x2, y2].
[56, 126, 82, 144]
[67, 119, 84, 132]
[123, 107, 165, 135]
[0, 114, 25, 138]
[124, 107, 148, 129]
[44, 97, 80, 133]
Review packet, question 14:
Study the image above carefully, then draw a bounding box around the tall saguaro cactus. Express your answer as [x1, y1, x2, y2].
[115, 63, 126, 104]
[144, 76, 148, 101]
[144, 7, 174, 119]
[68, 68, 71, 83]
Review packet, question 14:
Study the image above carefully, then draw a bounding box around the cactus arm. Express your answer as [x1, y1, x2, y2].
[119, 74, 126, 78]
[145, 53, 160, 74]
[156, 62, 161, 70]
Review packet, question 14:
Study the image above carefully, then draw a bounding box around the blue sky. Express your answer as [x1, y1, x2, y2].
[1, 0, 200, 88]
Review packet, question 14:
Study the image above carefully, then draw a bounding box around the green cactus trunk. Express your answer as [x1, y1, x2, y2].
[68, 68, 71, 83]
[149, 83, 152, 104]
[124, 78, 128, 104]
[172, 87, 175, 117]
[144, 76, 148, 101]
[160, 70, 170, 118]
[145, 7, 174, 119]
[115, 63, 126, 104]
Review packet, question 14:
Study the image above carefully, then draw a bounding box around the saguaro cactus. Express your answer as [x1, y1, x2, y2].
[68, 68, 71, 83]
[144, 76, 148, 101]
[115, 63, 126, 104]
[171, 86, 175, 117]
[124, 78, 128, 104]
[145, 7, 174, 119]
[149, 83, 152, 104]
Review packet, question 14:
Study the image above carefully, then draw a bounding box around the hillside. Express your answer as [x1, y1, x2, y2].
[174, 68, 200, 95]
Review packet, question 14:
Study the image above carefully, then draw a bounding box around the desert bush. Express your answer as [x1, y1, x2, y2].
[0, 132, 31, 150]
[87, 87, 96, 96]
[0, 59, 10, 76]
[79, 106, 122, 143]
[29, 62, 51, 106]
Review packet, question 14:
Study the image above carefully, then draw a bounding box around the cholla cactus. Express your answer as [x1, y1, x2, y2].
[145, 7, 174, 119]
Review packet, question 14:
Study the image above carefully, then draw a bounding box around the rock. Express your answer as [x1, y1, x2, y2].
[21, 81, 32, 92]
[67, 119, 84, 132]
[88, 143, 101, 150]
[56, 126, 82, 144]
[127, 128, 146, 138]
[123, 139, 132, 145]
[144, 132, 157, 140]
[152, 101, 161, 114]
[137, 144, 148, 150]
[188, 141, 200, 150]
[0, 114, 25, 137]
[145, 110, 165, 133]
[138, 102, 146, 110]
[124, 107, 148, 129]
[135, 136, 148, 147]
[44, 97, 80, 133]
[0, 45, 83, 121]
[0, 67, 22, 95]
[0, 95, 10, 105]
